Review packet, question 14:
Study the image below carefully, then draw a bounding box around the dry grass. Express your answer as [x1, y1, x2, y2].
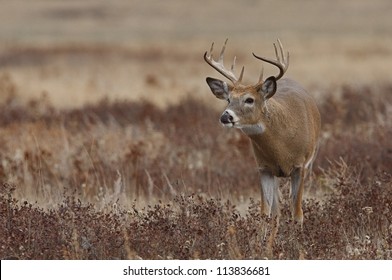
[1, 75, 391, 259]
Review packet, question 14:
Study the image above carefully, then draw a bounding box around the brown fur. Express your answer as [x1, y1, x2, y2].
[249, 78, 320, 178]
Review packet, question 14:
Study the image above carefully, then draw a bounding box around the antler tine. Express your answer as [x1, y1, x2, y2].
[252, 39, 290, 81]
[231, 56, 236, 72]
[277, 39, 286, 62]
[273, 43, 279, 62]
[209, 42, 214, 58]
[204, 39, 243, 85]
[276, 39, 290, 69]
[258, 64, 264, 83]
[218, 38, 228, 63]
[238, 66, 244, 83]
[231, 55, 245, 83]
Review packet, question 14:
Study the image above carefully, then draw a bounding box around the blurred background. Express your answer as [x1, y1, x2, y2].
[1, 1, 392, 260]
[0, 0, 391, 108]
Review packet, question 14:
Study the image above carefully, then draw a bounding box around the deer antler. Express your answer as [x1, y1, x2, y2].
[252, 39, 289, 81]
[204, 39, 244, 85]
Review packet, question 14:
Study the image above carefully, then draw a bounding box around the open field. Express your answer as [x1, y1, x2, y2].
[1, 0, 392, 108]
[1, 85, 391, 259]
[1, 0, 392, 259]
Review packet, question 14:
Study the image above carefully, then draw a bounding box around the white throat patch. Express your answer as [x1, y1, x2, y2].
[240, 123, 265, 135]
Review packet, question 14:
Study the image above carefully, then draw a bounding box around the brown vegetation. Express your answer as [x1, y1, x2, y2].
[1, 74, 391, 259]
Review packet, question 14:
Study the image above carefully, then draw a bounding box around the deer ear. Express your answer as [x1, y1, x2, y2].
[258, 76, 277, 99]
[206, 77, 230, 100]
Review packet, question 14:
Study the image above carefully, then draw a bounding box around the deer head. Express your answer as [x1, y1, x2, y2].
[204, 39, 289, 133]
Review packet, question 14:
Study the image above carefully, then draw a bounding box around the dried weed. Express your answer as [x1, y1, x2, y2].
[0, 83, 391, 259]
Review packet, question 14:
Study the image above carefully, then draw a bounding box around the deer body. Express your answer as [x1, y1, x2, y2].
[204, 40, 320, 223]
[248, 78, 320, 177]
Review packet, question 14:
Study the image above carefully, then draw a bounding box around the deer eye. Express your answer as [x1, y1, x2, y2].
[244, 97, 254, 105]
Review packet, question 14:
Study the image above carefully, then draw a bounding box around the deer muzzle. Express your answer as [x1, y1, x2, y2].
[220, 110, 237, 127]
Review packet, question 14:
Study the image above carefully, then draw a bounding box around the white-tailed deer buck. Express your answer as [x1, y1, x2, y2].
[204, 39, 321, 223]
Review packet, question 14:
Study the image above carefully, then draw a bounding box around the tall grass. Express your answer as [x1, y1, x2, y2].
[0, 78, 391, 259]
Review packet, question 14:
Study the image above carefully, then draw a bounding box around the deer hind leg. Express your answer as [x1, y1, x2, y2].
[290, 167, 305, 224]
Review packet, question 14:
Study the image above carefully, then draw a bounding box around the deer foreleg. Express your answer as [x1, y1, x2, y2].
[260, 170, 279, 217]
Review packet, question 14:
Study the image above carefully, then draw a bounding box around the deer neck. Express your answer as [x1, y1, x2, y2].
[240, 98, 283, 137]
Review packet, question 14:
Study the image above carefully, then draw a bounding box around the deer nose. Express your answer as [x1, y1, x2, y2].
[220, 111, 234, 124]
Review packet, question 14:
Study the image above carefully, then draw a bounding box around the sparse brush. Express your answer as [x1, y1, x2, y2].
[0, 83, 391, 259]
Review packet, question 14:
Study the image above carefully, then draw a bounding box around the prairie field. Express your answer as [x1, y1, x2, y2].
[0, 0, 392, 259]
